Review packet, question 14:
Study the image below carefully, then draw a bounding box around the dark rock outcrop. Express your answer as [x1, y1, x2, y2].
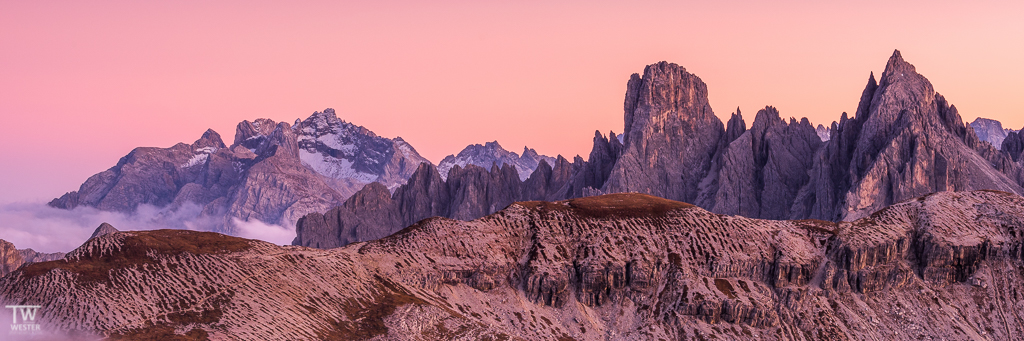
[602, 62, 725, 203]
[1002, 129, 1024, 162]
[294, 161, 530, 248]
[698, 106, 823, 219]
[795, 51, 1024, 221]
[89, 223, 119, 240]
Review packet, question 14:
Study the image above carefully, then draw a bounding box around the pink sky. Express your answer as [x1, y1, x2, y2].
[1, 1, 1022, 203]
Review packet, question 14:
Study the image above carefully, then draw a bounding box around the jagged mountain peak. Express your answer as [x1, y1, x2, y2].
[816, 124, 832, 142]
[622, 61, 716, 149]
[970, 117, 1013, 150]
[89, 223, 120, 240]
[609, 60, 723, 202]
[437, 140, 555, 181]
[882, 49, 914, 76]
[799, 51, 1024, 221]
[194, 129, 226, 149]
[50, 108, 431, 234]
[724, 108, 747, 144]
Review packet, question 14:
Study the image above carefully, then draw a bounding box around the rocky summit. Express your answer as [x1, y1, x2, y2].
[437, 141, 556, 181]
[971, 117, 1016, 150]
[297, 50, 1024, 249]
[49, 109, 431, 234]
[797, 51, 1024, 221]
[4, 191, 1024, 340]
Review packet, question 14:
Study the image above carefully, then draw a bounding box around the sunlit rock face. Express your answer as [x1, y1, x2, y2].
[796, 51, 1024, 221]
[7, 191, 1024, 340]
[970, 117, 1014, 150]
[48, 109, 431, 234]
[296, 52, 1024, 249]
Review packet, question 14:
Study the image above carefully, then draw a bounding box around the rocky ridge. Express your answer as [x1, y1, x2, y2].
[49, 109, 431, 234]
[437, 141, 556, 181]
[815, 124, 832, 142]
[1, 241, 66, 278]
[5, 191, 1024, 340]
[89, 223, 120, 240]
[796, 51, 1024, 221]
[298, 51, 1024, 249]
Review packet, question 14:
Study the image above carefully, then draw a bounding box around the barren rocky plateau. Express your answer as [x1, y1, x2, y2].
[4, 190, 1024, 340]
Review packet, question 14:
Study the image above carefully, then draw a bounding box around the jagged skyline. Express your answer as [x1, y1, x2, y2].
[2, 1, 1023, 204]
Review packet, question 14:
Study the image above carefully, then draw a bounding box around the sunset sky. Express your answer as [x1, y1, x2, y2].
[2, 1, 1022, 203]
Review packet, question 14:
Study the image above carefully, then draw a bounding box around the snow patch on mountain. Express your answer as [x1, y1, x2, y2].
[299, 149, 379, 183]
[438, 141, 556, 181]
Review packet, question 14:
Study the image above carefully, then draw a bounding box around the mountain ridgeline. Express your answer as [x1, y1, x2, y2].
[48, 109, 432, 234]
[294, 50, 1024, 249]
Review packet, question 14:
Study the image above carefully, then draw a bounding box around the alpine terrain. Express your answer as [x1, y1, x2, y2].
[295, 50, 1024, 249]
[4, 191, 1024, 340]
[49, 109, 431, 234]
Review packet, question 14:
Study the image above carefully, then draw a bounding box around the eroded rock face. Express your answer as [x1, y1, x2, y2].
[7, 191, 1024, 340]
[88, 223, 119, 240]
[603, 62, 725, 203]
[0, 240, 23, 277]
[1003, 130, 1024, 162]
[971, 117, 1013, 150]
[697, 106, 823, 219]
[1, 240, 64, 277]
[796, 51, 1024, 221]
[49, 109, 431, 233]
[298, 53, 1024, 248]
[294, 161, 538, 248]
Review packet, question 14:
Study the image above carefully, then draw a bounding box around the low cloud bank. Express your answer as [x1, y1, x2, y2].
[0, 201, 295, 254]
[232, 217, 296, 246]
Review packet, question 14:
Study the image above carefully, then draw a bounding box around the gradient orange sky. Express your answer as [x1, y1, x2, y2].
[2, 1, 1022, 203]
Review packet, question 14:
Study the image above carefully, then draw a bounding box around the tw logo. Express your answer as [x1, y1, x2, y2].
[5, 305, 41, 323]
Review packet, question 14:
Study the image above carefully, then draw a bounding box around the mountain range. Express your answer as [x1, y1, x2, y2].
[47, 110, 559, 237]
[5, 50, 1024, 340]
[294, 50, 1024, 249]
[437, 141, 556, 181]
[46, 51, 1024, 252]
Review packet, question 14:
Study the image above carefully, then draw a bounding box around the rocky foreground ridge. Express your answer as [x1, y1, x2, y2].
[296, 50, 1024, 249]
[3, 190, 1024, 340]
[49, 109, 431, 234]
[1, 224, 116, 277]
